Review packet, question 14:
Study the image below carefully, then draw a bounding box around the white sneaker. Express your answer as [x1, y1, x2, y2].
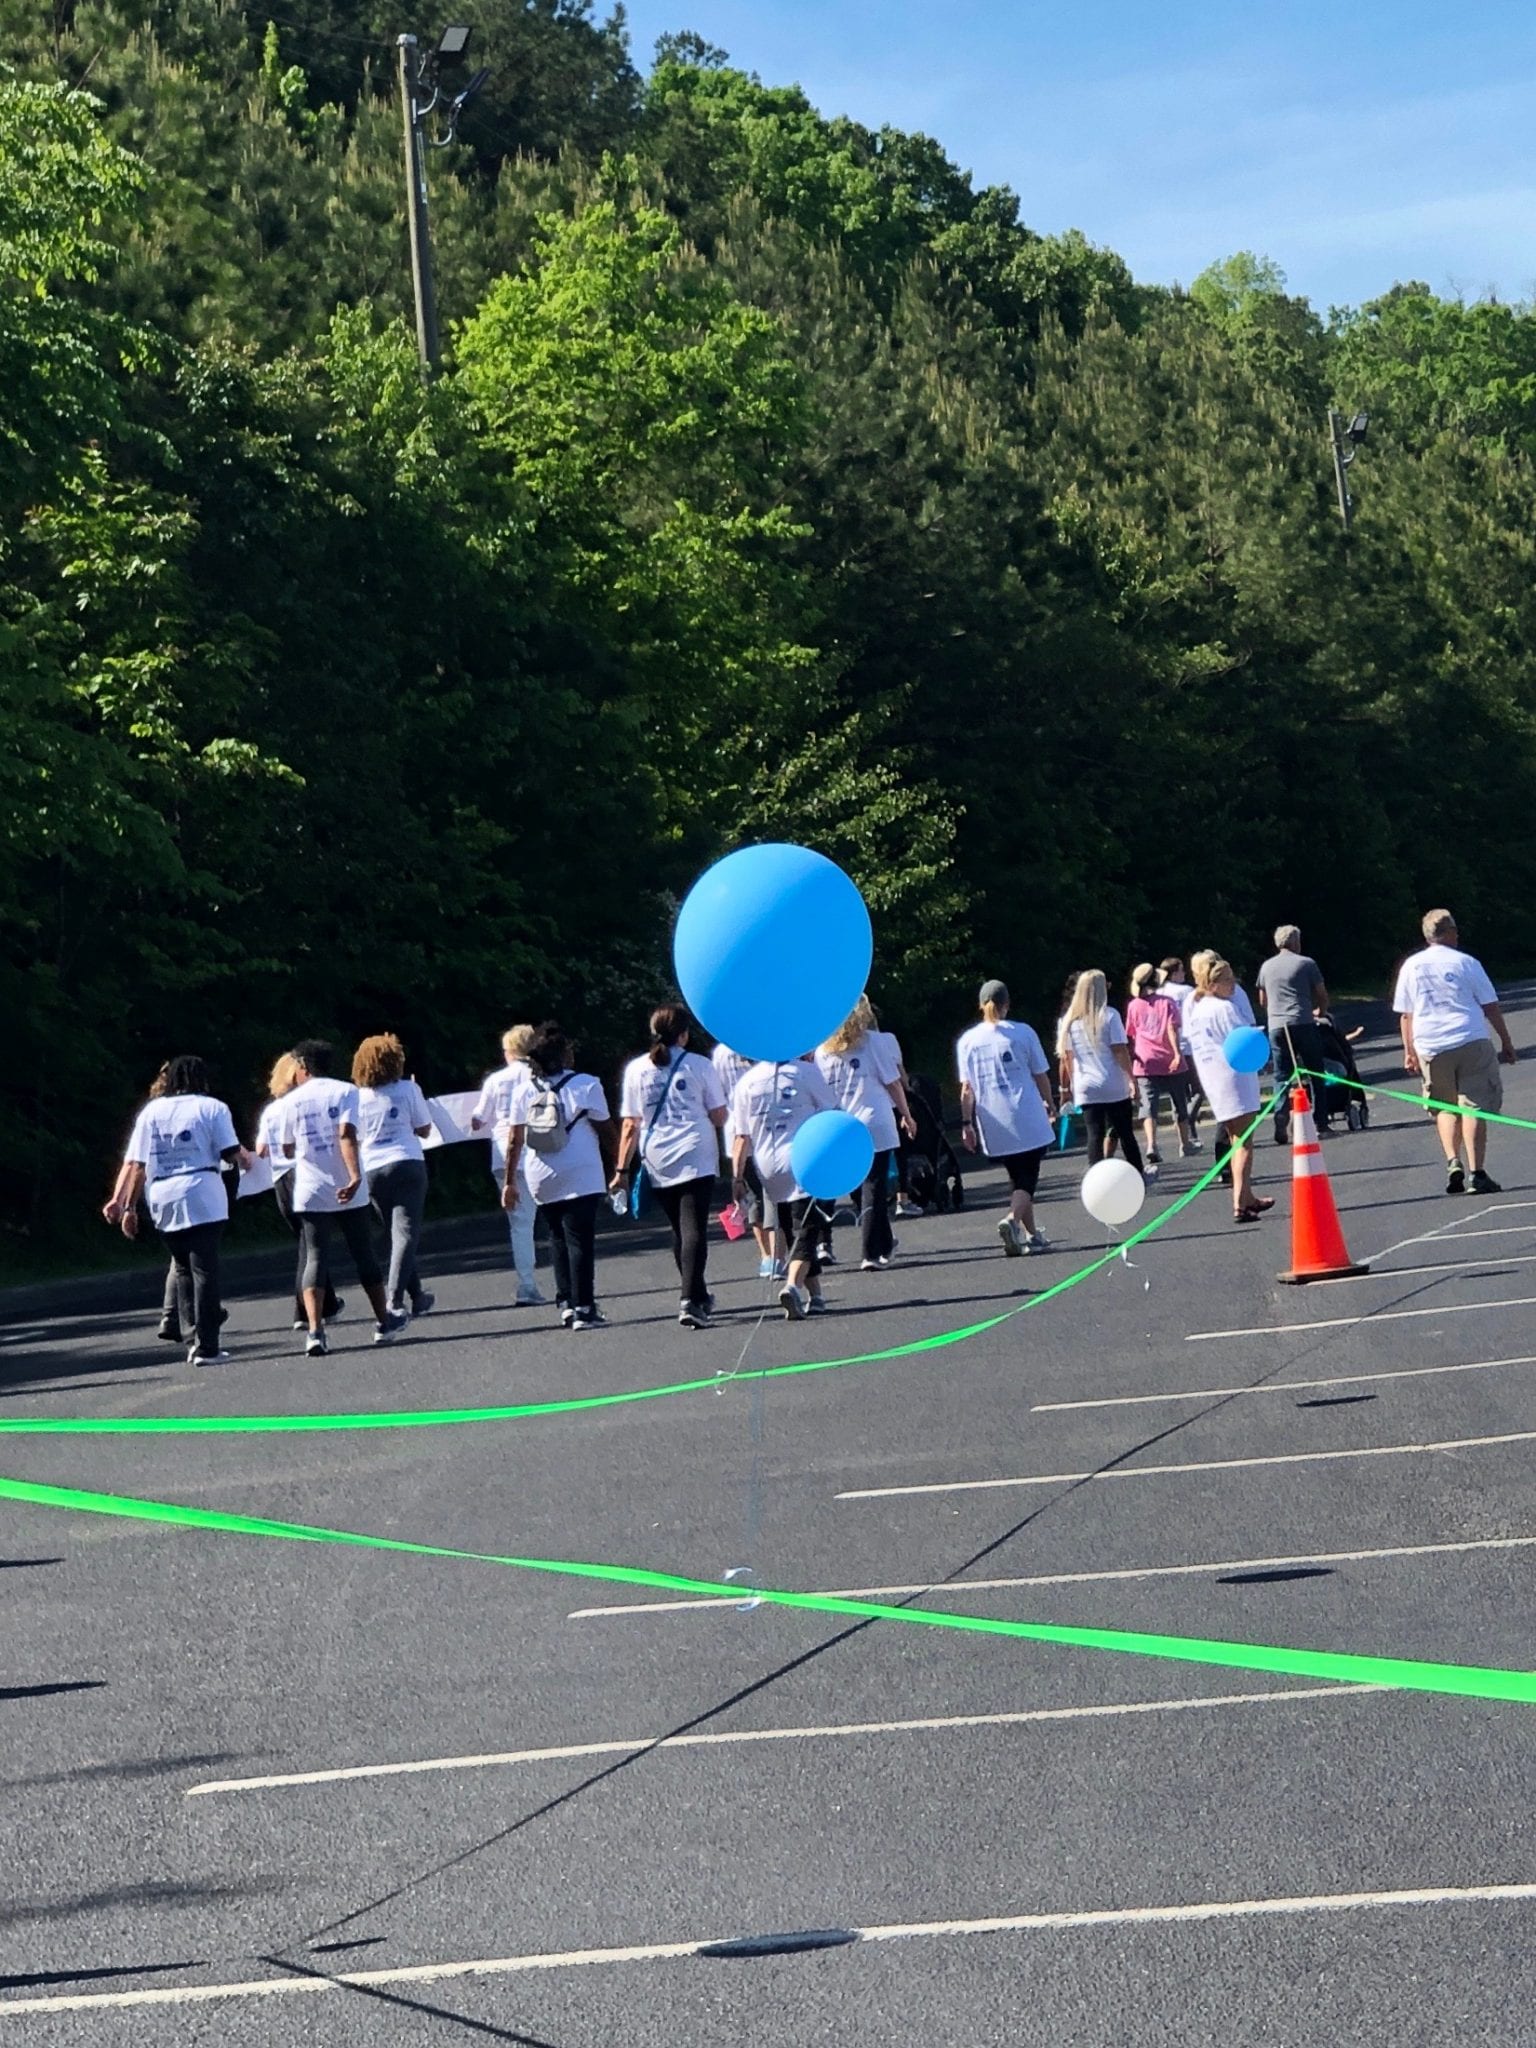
[778, 1281, 809, 1321]
[188, 1347, 234, 1368]
[807, 1294, 829, 1315]
[859, 1257, 890, 1272]
[997, 1216, 1024, 1257]
[1144, 1162, 1161, 1183]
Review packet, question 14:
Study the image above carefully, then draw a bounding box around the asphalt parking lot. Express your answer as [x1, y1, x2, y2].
[6, 1001, 1536, 2044]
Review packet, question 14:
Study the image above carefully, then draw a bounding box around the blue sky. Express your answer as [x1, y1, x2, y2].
[615, 0, 1536, 312]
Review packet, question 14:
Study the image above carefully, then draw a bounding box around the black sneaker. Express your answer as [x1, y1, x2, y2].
[1446, 1164, 1466, 1196]
[157, 1321, 184, 1344]
[305, 1329, 328, 1358]
[373, 1312, 408, 1345]
[558, 1303, 575, 1329]
[569, 1309, 607, 1332]
[678, 1301, 711, 1330]
[1470, 1169, 1502, 1195]
[409, 1291, 435, 1317]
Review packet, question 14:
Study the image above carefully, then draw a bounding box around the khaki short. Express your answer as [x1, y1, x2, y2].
[1425, 1036, 1503, 1114]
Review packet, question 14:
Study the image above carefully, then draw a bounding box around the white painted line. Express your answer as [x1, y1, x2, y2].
[188, 1683, 1379, 1797]
[1324, 1254, 1536, 1283]
[1368, 1224, 1536, 1259]
[836, 1429, 1536, 1501]
[1364, 1200, 1518, 1261]
[566, 1533, 1536, 1620]
[8, 1881, 1536, 2014]
[1032, 1352, 1536, 1413]
[1186, 1295, 1536, 1342]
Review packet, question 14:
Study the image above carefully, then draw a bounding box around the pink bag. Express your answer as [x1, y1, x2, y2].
[718, 1200, 749, 1240]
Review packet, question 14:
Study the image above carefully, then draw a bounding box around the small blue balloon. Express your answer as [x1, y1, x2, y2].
[790, 1110, 875, 1202]
[1224, 1024, 1270, 1074]
[673, 843, 873, 1062]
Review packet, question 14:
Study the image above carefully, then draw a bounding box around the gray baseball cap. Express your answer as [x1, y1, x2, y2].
[979, 978, 1009, 1007]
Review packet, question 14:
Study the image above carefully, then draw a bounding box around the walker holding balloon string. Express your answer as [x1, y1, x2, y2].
[1185, 956, 1276, 1224]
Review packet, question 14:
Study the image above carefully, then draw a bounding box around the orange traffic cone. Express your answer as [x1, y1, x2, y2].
[1279, 1086, 1369, 1284]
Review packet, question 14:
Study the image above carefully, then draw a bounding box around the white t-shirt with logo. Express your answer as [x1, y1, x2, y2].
[816, 1035, 902, 1153]
[255, 1099, 294, 1180]
[1393, 944, 1498, 1058]
[279, 1076, 365, 1214]
[955, 1022, 1053, 1157]
[620, 1050, 725, 1188]
[711, 1044, 754, 1150]
[730, 1059, 837, 1204]
[507, 1070, 609, 1203]
[357, 1078, 432, 1171]
[127, 1093, 237, 1233]
[472, 1060, 532, 1178]
[1058, 1007, 1132, 1107]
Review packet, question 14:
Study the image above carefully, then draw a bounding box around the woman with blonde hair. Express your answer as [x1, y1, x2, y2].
[254, 1051, 340, 1331]
[816, 995, 916, 1271]
[1186, 956, 1273, 1223]
[353, 1033, 434, 1318]
[1058, 970, 1143, 1177]
[471, 1024, 544, 1305]
[957, 978, 1057, 1257]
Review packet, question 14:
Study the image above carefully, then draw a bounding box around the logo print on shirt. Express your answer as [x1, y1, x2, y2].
[388, 1107, 399, 1121]
[177, 1130, 193, 1143]
[327, 1106, 340, 1120]
[1001, 1050, 1014, 1065]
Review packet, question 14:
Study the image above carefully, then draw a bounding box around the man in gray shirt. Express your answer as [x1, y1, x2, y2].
[1257, 925, 1330, 1144]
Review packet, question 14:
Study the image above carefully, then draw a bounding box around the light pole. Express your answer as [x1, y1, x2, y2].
[1327, 409, 1369, 530]
[395, 26, 489, 376]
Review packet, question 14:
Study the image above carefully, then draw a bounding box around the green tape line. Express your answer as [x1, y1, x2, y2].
[3, 1471, 1534, 1703]
[0, 1096, 1279, 1439]
[1298, 1068, 1536, 1134]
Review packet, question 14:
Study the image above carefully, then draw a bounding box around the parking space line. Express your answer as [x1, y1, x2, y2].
[1032, 1353, 1536, 1412]
[8, 1881, 1536, 2014]
[187, 1683, 1380, 1797]
[1321, 1255, 1536, 1283]
[836, 1429, 1536, 1501]
[1186, 1295, 1536, 1342]
[565, 1533, 1536, 1620]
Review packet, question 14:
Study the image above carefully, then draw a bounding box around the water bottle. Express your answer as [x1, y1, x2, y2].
[609, 1188, 629, 1218]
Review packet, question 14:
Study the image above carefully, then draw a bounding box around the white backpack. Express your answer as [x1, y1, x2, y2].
[525, 1072, 584, 1155]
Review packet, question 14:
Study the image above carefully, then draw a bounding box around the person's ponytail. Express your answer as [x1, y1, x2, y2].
[648, 1003, 688, 1067]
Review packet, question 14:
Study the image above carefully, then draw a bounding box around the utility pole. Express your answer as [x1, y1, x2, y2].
[1327, 408, 1352, 529]
[396, 33, 440, 374]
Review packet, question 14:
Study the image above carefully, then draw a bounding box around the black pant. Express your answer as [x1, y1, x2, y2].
[369, 1158, 428, 1309]
[861, 1150, 895, 1261]
[543, 1192, 600, 1312]
[780, 1196, 833, 1276]
[297, 1207, 381, 1302]
[162, 1221, 225, 1354]
[274, 1174, 339, 1320]
[654, 1175, 714, 1307]
[1082, 1100, 1144, 1175]
[1270, 1021, 1329, 1134]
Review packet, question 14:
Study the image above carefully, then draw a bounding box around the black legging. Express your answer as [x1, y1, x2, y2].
[861, 1150, 895, 1261]
[1082, 1100, 1144, 1175]
[162, 1220, 225, 1355]
[297, 1207, 382, 1297]
[274, 1174, 339, 1321]
[654, 1175, 715, 1307]
[542, 1192, 601, 1313]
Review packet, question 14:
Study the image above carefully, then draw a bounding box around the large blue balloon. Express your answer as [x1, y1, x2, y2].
[1224, 1024, 1270, 1074]
[673, 843, 873, 1061]
[790, 1110, 875, 1201]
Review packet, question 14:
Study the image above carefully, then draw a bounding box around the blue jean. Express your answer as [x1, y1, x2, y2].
[494, 1162, 540, 1299]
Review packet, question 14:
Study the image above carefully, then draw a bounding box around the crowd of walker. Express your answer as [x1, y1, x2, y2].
[99, 909, 1519, 1368]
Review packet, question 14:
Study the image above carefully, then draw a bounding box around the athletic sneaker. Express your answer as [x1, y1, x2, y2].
[291, 1317, 306, 1333]
[1026, 1231, 1051, 1253]
[778, 1280, 809, 1320]
[894, 1198, 921, 1219]
[1180, 1138, 1203, 1157]
[757, 1255, 777, 1280]
[305, 1329, 328, 1358]
[569, 1309, 608, 1332]
[1143, 1161, 1161, 1183]
[1445, 1164, 1466, 1196]
[997, 1215, 1025, 1257]
[678, 1301, 711, 1330]
[1470, 1169, 1502, 1194]
[188, 1347, 233, 1368]
[373, 1311, 408, 1345]
[1146, 1150, 1163, 1167]
[515, 1289, 546, 1307]
[326, 1298, 345, 1322]
[859, 1256, 891, 1272]
[807, 1294, 829, 1315]
[409, 1291, 435, 1317]
[819, 1243, 838, 1265]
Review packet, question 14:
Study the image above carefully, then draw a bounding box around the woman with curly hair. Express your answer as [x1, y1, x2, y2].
[353, 1033, 435, 1319]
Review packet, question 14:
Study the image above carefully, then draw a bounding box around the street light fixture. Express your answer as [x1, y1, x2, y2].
[1327, 408, 1368, 530]
[396, 23, 488, 374]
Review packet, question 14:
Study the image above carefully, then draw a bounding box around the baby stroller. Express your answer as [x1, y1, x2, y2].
[898, 1073, 965, 1214]
[1314, 1012, 1369, 1131]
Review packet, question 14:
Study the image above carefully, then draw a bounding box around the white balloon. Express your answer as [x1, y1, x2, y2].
[1080, 1157, 1146, 1228]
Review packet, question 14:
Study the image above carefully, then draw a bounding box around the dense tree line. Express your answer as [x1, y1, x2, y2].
[5, 2, 1536, 1268]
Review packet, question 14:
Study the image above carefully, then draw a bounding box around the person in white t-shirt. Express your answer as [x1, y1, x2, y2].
[501, 1021, 614, 1331]
[730, 1055, 837, 1319]
[712, 1041, 781, 1278]
[1057, 970, 1144, 1179]
[816, 996, 916, 1271]
[471, 1024, 545, 1306]
[613, 1005, 729, 1329]
[280, 1039, 405, 1356]
[102, 1055, 243, 1367]
[254, 1050, 340, 1331]
[353, 1033, 435, 1319]
[1393, 908, 1517, 1195]
[1187, 957, 1273, 1224]
[956, 979, 1057, 1256]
